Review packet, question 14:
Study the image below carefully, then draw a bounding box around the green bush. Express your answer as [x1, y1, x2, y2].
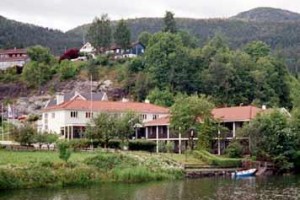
[58, 60, 78, 80]
[225, 140, 243, 158]
[69, 139, 90, 151]
[99, 139, 121, 149]
[57, 141, 72, 162]
[193, 150, 242, 168]
[292, 151, 300, 173]
[112, 167, 171, 183]
[84, 153, 137, 171]
[128, 140, 156, 152]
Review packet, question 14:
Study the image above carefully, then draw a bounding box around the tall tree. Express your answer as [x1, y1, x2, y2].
[163, 11, 177, 33]
[87, 112, 117, 149]
[114, 19, 131, 50]
[87, 14, 112, 51]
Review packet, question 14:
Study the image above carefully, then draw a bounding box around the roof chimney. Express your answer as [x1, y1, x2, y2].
[56, 93, 64, 105]
[262, 105, 267, 110]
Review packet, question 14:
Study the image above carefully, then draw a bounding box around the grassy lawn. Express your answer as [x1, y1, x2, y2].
[0, 150, 97, 166]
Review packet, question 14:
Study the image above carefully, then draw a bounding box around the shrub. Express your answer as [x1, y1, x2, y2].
[84, 153, 136, 171]
[128, 140, 156, 152]
[69, 139, 90, 151]
[58, 60, 78, 80]
[225, 140, 243, 158]
[57, 141, 72, 163]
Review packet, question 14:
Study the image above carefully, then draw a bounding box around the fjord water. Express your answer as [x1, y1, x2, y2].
[1, 176, 299, 200]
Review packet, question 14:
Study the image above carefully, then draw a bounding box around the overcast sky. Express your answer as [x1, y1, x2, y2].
[0, 0, 299, 32]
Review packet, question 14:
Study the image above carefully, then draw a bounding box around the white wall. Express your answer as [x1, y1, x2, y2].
[41, 109, 169, 135]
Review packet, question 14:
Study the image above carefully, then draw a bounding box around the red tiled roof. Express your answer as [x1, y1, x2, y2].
[44, 99, 169, 114]
[212, 105, 262, 122]
[0, 49, 27, 54]
[144, 116, 170, 126]
[144, 105, 263, 126]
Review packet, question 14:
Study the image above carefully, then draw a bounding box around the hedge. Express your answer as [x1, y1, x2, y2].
[128, 140, 156, 152]
[193, 150, 242, 168]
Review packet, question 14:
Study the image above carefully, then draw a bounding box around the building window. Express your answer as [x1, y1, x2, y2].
[140, 114, 147, 120]
[153, 115, 158, 120]
[52, 113, 55, 118]
[45, 125, 48, 130]
[86, 112, 93, 118]
[70, 111, 78, 118]
[44, 113, 48, 119]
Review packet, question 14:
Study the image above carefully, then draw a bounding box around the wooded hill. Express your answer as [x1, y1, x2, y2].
[0, 15, 81, 55]
[2, 7, 300, 72]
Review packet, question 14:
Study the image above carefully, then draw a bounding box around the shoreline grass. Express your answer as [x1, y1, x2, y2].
[0, 150, 184, 190]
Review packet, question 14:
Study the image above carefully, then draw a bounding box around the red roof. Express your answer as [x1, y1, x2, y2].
[144, 105, 263, 126]
[44, 99, 169, 114]
[212, 105, 262, 122]
[144, 116, 170, 126]
[0, 48, 27, 54]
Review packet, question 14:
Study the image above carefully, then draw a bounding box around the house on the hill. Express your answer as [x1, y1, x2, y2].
[106, 42, 145, 58]
[79, 42, 96, 58]
[0, 48, 29, 70]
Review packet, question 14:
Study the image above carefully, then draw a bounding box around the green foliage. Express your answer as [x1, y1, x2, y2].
[22, 61, 53, 87]
[58, 60, 78, 80]
[85, 59, 100, 80]
[128, 140, 156, 152]
[27, 45, 53, 64]
[244, 41, 271, 60]
[163, 11, 177, 33]
[87, 14, 112, 50]
[116, 111, 140, 144]
[114, 19, 131, 50]
[112, 166, 173, 183]
[197, 118, 218, 150]
[69, 139, 90, 151]
[193, 150, 242, 168]
[147, 87, 174, 107]
[170, 95, 214, 135]
[241, 110, 297, 171]
[88, 113, 118, 148]
[11, 124, 36, 146]
[84, 153, 137, 171]
[138, 31, 152, 47]
[57, 141, 72, 163]
[225, 140, 243, 158]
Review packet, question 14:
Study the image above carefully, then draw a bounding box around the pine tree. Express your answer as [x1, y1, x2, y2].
[114, 19, 131, 50]
[163, 11, 177, 33]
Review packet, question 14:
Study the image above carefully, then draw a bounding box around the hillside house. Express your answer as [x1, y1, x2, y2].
[79, 42, 96, 58]
[0, 48, 29, 70]
[106, 42, 145, 58]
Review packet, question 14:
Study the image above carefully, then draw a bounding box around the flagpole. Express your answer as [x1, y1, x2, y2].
[1, 103, 3, 141]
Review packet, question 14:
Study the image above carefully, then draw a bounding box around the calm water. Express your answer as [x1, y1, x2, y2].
[1, 176, 300, 200]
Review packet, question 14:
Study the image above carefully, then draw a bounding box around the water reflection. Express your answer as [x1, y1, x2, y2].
[1, 176, 299, 200]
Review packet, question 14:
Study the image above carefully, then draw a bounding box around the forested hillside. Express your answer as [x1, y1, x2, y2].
[68, 7, 300, 73]
[2, 7, 300, 72]
[0, 16, 81, 55]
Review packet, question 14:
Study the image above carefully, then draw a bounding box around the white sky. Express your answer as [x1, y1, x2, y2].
[0, 0, 298, 32]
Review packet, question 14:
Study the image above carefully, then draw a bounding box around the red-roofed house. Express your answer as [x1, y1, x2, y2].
[39, 97, 169, 139]
[0, 48, 29, 70]
[143, 105, 264, 154]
